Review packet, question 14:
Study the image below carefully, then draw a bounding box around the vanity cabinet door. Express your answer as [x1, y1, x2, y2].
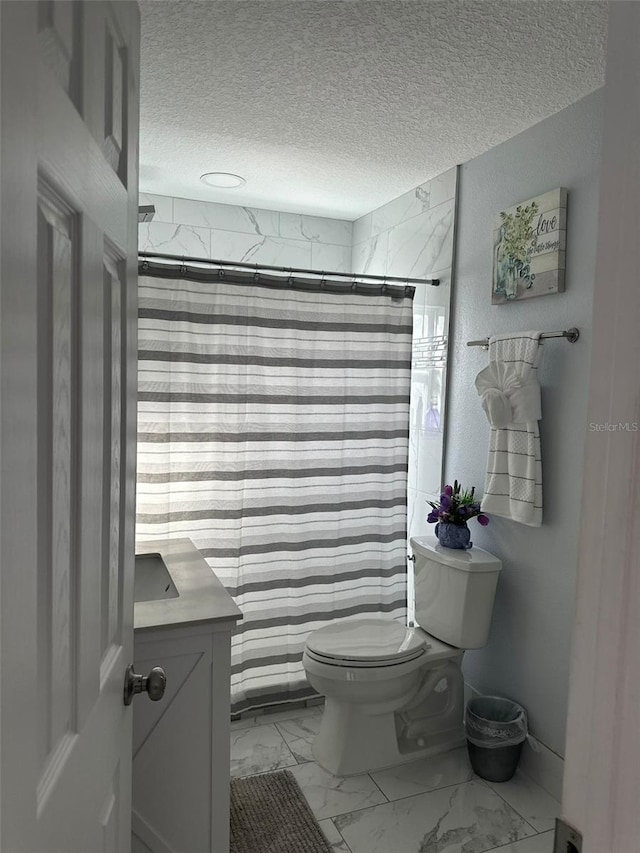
[131, 625, 234, 853]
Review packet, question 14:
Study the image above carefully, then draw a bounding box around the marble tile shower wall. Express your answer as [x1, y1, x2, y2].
[138, 193, 353, 272]
[350, 166, 458, 549]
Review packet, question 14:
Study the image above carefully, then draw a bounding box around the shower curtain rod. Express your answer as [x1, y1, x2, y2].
[466, 328, 580, 348]
[138, 252, 440, 287]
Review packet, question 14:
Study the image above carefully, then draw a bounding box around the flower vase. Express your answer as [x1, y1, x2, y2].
[504, 258, 519, 299]
[435, 522, 472, 550]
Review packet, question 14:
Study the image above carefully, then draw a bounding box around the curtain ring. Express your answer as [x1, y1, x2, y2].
[180, 257, 187, 275]
[254, 263, 260, 282]
[287, 268, 295, 287]
[320, 271, 326, 289]
[351, 280, 358, 291]
[141, 259, 149, 272]
[218, 267, 225, 279]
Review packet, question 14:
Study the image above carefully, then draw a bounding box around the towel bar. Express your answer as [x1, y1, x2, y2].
[466, 328, 580, 349]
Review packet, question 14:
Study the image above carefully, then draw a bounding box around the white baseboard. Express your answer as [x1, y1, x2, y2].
[464, 683, 564, 803]
[519, 736, 564, 803]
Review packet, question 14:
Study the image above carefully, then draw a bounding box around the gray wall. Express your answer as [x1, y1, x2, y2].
[445, 90, 603, 756]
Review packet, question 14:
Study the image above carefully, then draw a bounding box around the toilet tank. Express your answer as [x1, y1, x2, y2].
[410, 536, 502, 649]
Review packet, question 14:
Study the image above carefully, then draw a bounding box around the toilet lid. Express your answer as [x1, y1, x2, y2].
[305, 618, 428, 664]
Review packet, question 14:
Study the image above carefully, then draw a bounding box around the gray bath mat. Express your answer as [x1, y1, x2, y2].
[230, 769, 332, 853]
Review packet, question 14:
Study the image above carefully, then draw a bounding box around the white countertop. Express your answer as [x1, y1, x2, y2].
[134, 537, 242, 632]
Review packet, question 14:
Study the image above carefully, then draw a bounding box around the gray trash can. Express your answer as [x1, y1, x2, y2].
[465, 696, 527, 782]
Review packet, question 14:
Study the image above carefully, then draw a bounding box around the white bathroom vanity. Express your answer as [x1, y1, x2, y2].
[131, 538, 241, 853]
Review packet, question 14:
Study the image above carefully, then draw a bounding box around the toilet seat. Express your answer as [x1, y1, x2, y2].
[304, 647, 427, 668]
[305, 618, 429, 668]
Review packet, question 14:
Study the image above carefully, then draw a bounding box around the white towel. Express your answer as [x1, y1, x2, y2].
[475, 331, 543, 526]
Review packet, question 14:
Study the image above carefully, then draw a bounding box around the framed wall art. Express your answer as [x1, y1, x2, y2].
[492, 187, 567, 304]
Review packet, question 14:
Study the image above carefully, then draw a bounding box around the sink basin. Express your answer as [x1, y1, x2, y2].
[134, 553, 179, 603]
[134, 538, 242, 632]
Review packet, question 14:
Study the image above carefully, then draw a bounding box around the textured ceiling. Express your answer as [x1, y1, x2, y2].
[139, 0, 607, 219]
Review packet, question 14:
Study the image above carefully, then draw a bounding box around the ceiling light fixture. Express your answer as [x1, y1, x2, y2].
[200, 172, 246, 189]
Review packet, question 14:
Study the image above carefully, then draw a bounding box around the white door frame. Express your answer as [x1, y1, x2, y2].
[562, 2, 640, 851]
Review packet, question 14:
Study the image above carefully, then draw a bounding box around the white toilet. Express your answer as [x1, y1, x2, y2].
[302, 536, 502, 776]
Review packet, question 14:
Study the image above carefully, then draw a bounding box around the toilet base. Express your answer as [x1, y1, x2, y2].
[312, 696, 467, 776]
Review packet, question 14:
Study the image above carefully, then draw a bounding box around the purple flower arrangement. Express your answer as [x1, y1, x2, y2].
[427, 481, 490, 528]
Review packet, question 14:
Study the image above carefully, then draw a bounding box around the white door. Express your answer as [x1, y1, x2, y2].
[562, 2, 640, 851]
[0, 2, 140, 851]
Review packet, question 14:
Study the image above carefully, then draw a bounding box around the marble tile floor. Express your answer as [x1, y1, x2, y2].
[230, 705, 559, 853]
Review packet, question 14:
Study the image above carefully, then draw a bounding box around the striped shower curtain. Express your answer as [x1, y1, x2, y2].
[136, 269, 413, 713]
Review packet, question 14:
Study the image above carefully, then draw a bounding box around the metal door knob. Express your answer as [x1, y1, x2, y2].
[123, 664, 167, 706]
